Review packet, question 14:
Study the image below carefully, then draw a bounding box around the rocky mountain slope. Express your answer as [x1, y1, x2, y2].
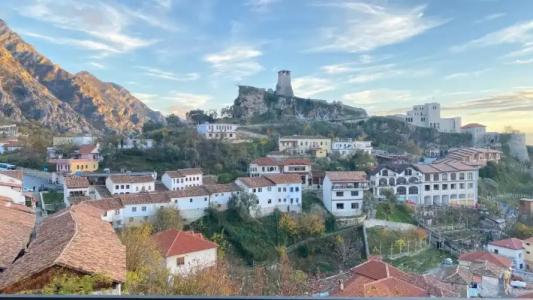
[231, 85, 367, 122]
[0, 19, 164, 133]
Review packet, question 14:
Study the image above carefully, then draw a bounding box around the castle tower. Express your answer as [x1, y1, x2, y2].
[275, 70, 294, 97]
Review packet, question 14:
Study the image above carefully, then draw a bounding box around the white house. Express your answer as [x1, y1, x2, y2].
[63, 176, 91, 206]
[404, 102, 461, 133]
[235, 174, 302, 217]
[487, 238, 525, 271]
[322, 171, 369, 218]
[105, 174, 155, 195]
[414, 161, 479, 206]
[370, 164, 422, 204]
[278, 136, 331, 157]
[197, 122, 238, 140]
[249, 157, 312, 187]
[461, 123, 487, 145]
[162, 168, 203, 191]
[0, 170, 25, 204]
[331, 139, 373, 157]
[152, 229, 217, 276]
[204, 183, 240, 210]
[76, 144, 102, 161]
[119, 137, 155, 150]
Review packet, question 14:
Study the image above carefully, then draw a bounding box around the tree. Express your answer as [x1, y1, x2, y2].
[279, 213, 299, 239]
[170, 261, 238, 296]
[334, 235, 349, 269]
[166, 114, 182, 127]
[228, 192, 259, 219]
[298, 213, 325, 237]
[275, 246, 309, 296]
[153, 207, 184, 233]
[41, 274, 112, 295]
[186, 109, 215, 124]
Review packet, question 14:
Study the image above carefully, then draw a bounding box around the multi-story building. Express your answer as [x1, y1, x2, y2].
[162, 168, 203, 191]
[63, 176, 91, 206]
[414, 162, 479, 206]
[322, 171, 369, 218]
[119, 137, 155, 150]
[105, 174, 155, 195]
[0, 124, 18, 137]
[278, 136, 331, 157]
[370, 164, 422, 204]
[197, 122, 238, 140]
[487, 238, 525, 271]
[437, 147, 502, 167]
[152, 229, 217, 276]
[50, 158, 99, 174]
[76, 144, 101, 161]
[235, 174, 302, 216]
[249, 157, 312, 187]
[0, 170, 25, 204]
[523, 237, 533, 271]
[331, 139, 372, 157]
[404, 102, 461, 133]
[461, 123, 487, 145]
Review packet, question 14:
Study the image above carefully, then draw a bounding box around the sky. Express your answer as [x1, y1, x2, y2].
[1, 0, 533, 142]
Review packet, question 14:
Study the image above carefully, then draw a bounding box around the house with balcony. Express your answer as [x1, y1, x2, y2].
[50, 158, 99, 175]
[437, 147, 501, 167]
[322, 171, 369, 218]
[75, 144, 102, 161]
[162, 168, 203, 191]
[278, 136, 331, 157]
[197, 122, 238, 140]
[249, 157, 312, 187]
[105, 174, 155, 195]
[331, 138, 372, 157]
[235, 174, 302, 217]
[487, 238, 525, 271]
[63, 176, 91, 206]
[370, 164, 421, 204]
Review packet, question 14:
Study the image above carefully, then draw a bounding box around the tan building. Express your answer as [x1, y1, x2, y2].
[524, 237, 533, 271]
[437, 147, 501, 167]
[50, 158, 99, 174]
[278, 136, 331, 157]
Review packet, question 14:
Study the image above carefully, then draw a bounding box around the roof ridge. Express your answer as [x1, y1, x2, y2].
[54, 207, 79, 265]
[167, 230, 181, 257]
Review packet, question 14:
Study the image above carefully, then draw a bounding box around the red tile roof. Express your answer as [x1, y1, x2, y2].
[0, 170, 23, 181]
[86, 197, 124, 211]
[152, 229, 217, 257]
[78, 144, 98, 155]
[264, 174, 302, 184]
[489, 238, 524, 250]
[237, 176, 276, 188]
[0, 203, 126, 291]
[363, 277, 427, 297]
[108, 174, 154, 184]
[325, 171, 367, 182]
[118, 193, 170, 205]
[64, 176, 90, 189]
[164, 168, 203, 178]
[237, 174, 301, 188]
[461, 123, 486, 129]
[0, 199, 35, 270]
[166, 186, 210, 198]
[459, 251, 512, 268]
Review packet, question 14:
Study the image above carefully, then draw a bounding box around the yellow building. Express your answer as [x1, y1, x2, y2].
[51, 158, 99, 174]
[278, 136, 331, 157]
[524, 237, 533, 271]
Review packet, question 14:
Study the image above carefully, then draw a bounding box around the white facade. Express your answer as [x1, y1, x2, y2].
[370, 165, 421, 204]
[249, 158, 312, 188]
[162, 169, 203, 191]
[53, 136, 96, 146]
[278, 136, 331, 156]
[331, 139, 372, 157]
[487, 244, 525, 271]
[461, 124, 487, 145]
[165, 248, 217, 276]
[197, 123, 238, 140]
[322, 172, 369, 218]
[417, 166, 478, 206]
[405, 102, 461, 133]
[105, 175, 155, 195]
[0, 172, 24, 204]
[119, 138, 155, 150]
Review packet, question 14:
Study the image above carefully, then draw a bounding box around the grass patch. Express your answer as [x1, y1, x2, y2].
[367, 227, 427, 258]
[386, 248, 452, 274]
[375, 202, 415, 224]
[42, 191, 65, 214]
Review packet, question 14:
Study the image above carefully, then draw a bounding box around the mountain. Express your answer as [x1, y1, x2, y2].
[0, 19, 164, 133]
[230, 85, 367, 122]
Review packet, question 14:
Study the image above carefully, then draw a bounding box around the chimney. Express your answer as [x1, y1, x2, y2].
[275, 70, 294, 97]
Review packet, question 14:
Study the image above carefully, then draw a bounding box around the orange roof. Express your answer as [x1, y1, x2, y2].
[78, 144, 98, 155]
[0, 170, 23, 181]
[152, 229, 217, 257]
[325, 171, 367, 182]
[364, 277, 427, 297]
[459, 251, 512, 268]
[489, 238, 524, 250]
[461, 123, 486, 129]
[64, 176, 90, 189]
[108, 174, 154, 184]
[237, 174, 301, 188]
[0, 199, 35, 270]
[164, 168, 202, 178]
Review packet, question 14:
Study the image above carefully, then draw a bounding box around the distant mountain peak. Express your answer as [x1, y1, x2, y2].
[0, 19, 164, 133]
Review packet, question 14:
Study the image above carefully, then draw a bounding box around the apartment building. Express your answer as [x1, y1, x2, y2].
[162, 168, 203, 191]
[404, 102, 461, 133]
[278, 136, 331, 157]
[235, 174, 302, 216]
[197, 122, 238, 140]
[106, 174, 155, 195]
[331, 139, 372, 157]
[437, 147, 502, 167]
[370, 164, 422, 204]
[322, 171, 369, 218]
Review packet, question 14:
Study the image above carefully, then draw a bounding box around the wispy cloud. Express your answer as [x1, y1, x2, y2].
[444, 90, 533, 113]
[508, 58, 533, 65]
[444, 68, 490, 80]
[292, 76, 335, 98]
[204, 45, 263, 80]
[88, 61, 106, 69]
[451, 20, 533, 56]
[245, 0, 281, 13]
[164, 92, 213, 116]
[310, 2, 445, 53]
[21, 31, 121, 53]
[474, 12, 506, 24]
[347, 64, 431, 84]
[136, 66, 200, 82]
[342, 89, 412, 112]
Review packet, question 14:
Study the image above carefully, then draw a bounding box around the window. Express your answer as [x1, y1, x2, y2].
[459, 173, 465, 180]
[442, 173, 448, 181]
[424, 174, 430, 181]
[336, 203, 344, 209]
[290, 187, 294, 192]
[460, 183, 465, 189]
[451, 183, 456, 189]
[278, 187, 281, 192]
[268, 199, 272, 204]
[468, 183, 474, 189]
[451, 173, 457, 180]
[132, 207, 137, 212]
[433, 174, 439, 181]
[121, 185, 124, 189]
[115, 209, 120, 215]
[442, 184, 448, 190]
[253, 188, 257, 193]
[177, 257, 185, 265]
[467, 172, 473, 180]
[190, 198, 193, 202]
[433, 184, 439, 190]
[141, 206, 146, 211]
[295, 187, 299, 192]
[351, 202, 359, 209]
[258, 187, 262, 192]
[494, 249, 499, 254]
[425, 185, 430, 191]
[115, 185, 119, 189]
[278, 198, 281, 203]
[336, 191, 344, 197]
[351, 191, 359, 196]
[126, 185, 130, 189]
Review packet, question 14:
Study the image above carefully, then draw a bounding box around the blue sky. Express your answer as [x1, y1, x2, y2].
[1, 0, 533, 140]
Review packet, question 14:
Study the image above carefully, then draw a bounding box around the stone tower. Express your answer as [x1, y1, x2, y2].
[275, 70, 294, 97]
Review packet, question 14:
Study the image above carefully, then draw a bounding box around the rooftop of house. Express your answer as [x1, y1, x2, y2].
[151, 229, 217, 258]
[251, 157, 312, 167]
[413, 161, 478, 173]
[368, 164, 414, 176]
[166, 186, 210, 198]
[459, 251, 512, 268]
[0, 203, 126, 291]
[488, 238, 524, 250]
[461, 123, 486, 129]
[78, 144, 98, 155]
[0, 198, 35, 270]
[164, 168, 203, 178]
[279, 135, 329, 140]
[108, 174, 154, 184]
[0, 170, 23, 181]
[64, 176, 90, 189]
[325, 171, 368, 182]
[237, 174, 302, 188]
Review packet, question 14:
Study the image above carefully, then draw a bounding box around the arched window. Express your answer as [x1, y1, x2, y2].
[397, 177, 407, 185]
[409, 176, 419, 184]
[408, 186, 418, 195]
[388, 178, 395, 186]
[379, 178, 387, 186]
[397, 186, 407, 195]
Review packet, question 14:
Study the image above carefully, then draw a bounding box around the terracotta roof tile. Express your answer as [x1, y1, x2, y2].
[363, 277, 428, 297]
[0, 199, 35, 270]
[152, 229, 217, 257]
[166, 186, 209, 198]
[64, 176, 90, 189]
[237, 176, 276, 188]
[0, 170, 23, 181]
[164, 168, 202, 178]
[118, 193, 170, 205]
[108, 174, 154, 184]
[461, 123, 486, 129]
[489, 238, 524, 250]
[86, 198, 124, 211]
[325, 171, 368, 182]
[78, 144, 98, 155]
[263, 174, 302, 184]
[459, 251, 512, 268]
[0, 203, 126, 291]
